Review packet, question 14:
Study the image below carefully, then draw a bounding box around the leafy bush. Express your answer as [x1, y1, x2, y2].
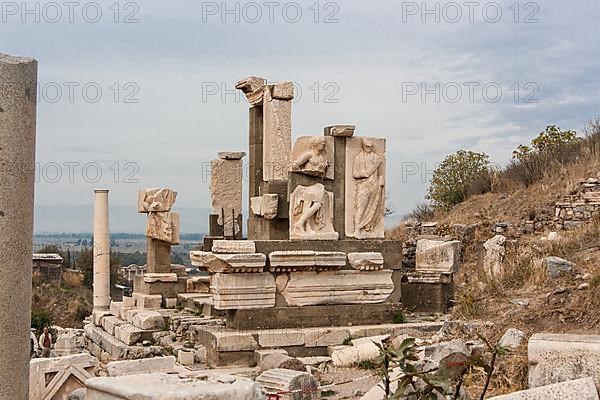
[31, 309, 53, 333]
[426, 150, 490, 209]
[512, 125, 579, 160]
[403, 203, 435, 222]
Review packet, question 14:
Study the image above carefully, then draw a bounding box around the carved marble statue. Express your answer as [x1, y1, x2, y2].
[351, 138, 385, 239]
[138, 189, 177, 213]
[291, 137, 329, 177]
[290, 183, 338, 240]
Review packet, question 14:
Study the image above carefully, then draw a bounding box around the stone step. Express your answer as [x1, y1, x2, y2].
[84, 324, 164, 361]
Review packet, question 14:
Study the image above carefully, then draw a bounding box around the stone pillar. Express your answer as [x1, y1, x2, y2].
[93, 189, 111, 310]
[210, 152, 245, 238]
[0, 53, 37, 400]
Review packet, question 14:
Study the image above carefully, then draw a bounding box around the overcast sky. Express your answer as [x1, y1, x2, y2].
[3, 0, 599, 231]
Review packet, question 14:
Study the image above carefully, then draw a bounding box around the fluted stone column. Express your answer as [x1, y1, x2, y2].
[93, 189, 110, 310]
[0, 53, 37, 400]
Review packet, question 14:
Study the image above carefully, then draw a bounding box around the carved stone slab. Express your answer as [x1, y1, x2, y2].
[289, 183, 338, 240]
[190, 251, 266, 273]
[279, 270, 394, 306]
[250, 194, 279, 220]
[212, 240, 256, 254]
[146, 212, 180, 245]
[269, 251, 346, 272]
[138, 189, 177, 213]
[289, 136, 334, 180]
[415, 239, 461, 274]
[345, 137, 386, 239]
[218, 151, 246, 160]
[210, 157, 243, 236]
[211, 273, 276, 310]
[263, 86, 292, 181]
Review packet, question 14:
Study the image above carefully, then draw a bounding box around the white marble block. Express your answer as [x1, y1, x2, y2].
[415, 239, 461, 273]
[211, 273, 276, 310]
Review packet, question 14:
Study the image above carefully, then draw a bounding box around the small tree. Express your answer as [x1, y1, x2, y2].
[426, 150, 490, 209]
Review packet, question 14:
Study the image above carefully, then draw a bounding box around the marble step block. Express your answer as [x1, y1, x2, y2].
[279, 270, 394, 306]
[211, 273, 276, 310]
[269, 250, 346, 272]
[190, 251, 266, 273]
[212, 240, 256, 254]
[348, 252, 384, 271]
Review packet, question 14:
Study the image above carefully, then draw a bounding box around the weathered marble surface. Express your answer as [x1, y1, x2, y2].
[290, 136, 334, 179]
[211, 273, 276, 310]
[210, 157, 244, 236]
[324, 124, 356, 137]
[190, 251, 266, 273]
[146, 212, 180, 245]
[30, 354, 98, 400]
[263, 85, 293, 181]
[250, 194, 279, 220]
[269, 250, 346, 272]
[212, 240, 257, 254]
[348, 252, 384, 271]
[85, 373, 265, 400]
[488, 377, 599, 400]
[289, 183, 338, 240]
[138, 188, 177, 213]
[345, 137, 386, 239]
[279, 270, 394, 306]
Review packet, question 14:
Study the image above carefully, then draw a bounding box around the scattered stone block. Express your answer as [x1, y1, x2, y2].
[133, 293, 163, 309]
[163, 297, 178, 309]
[106, 356, 176, 376]
[543, 256, 575, 279]
[132, 310, 165, 330]
[122, 296, 135, 307]
[92, 310, 111, 327]
[178, 348, 195, 366]
[416, 239, 461, 273]
[499, 328, 526, 349]
[528, 333, 600, 389]
[331, 336, 386, 367]
[114, 324, 145, 346]
[109, 301, 122, 317]
[85, 373, 265, 400]
[250, 194, 279, 220]
[488, 377, 599, 400]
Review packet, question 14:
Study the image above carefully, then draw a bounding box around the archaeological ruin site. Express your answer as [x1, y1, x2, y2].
[2, 34, 600, 400]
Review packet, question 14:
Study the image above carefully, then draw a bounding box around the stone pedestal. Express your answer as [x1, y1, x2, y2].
[93, 189, 111, 310]
[0, 52, 37, 400]
[146, 238, 171, 273]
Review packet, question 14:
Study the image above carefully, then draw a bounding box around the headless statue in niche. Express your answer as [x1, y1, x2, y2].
[352, 138, 385, 239]
[291, 137, 329, 178]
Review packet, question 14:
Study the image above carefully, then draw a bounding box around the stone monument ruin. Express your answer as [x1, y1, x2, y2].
[83, 76, 457, 372]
